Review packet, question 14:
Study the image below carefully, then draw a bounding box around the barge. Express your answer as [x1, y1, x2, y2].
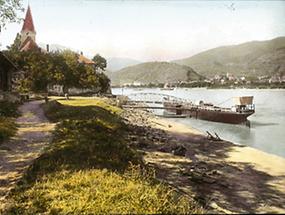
[163, 96, 255, 124]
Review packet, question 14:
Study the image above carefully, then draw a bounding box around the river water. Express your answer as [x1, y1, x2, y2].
[112, 87, 285, 158]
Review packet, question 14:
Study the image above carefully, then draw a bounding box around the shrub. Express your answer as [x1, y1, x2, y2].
[0, 117, 17, 143]
[0, 101, 20, 118]
[0, 101, 19, 144]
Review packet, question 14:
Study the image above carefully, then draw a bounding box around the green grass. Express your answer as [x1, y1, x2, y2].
[0, 101, 19, 144]
[57, 97, 122, 114]
[4, 98, 203, 214]
[8, 167, 198, 214]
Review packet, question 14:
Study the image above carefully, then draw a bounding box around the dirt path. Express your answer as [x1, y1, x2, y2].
[0, 100, 55, 209]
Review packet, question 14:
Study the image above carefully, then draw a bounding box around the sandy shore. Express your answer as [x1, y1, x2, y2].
[138, 114, 285, 213]
[153, 117, 285, 176]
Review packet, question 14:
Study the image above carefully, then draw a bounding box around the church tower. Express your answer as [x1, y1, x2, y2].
[20, 5, 37, 51]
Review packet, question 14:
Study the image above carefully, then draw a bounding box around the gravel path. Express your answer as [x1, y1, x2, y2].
[0, 100, 55, 208]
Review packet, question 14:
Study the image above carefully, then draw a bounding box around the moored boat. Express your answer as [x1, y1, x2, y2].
[163, 96, 255, 124]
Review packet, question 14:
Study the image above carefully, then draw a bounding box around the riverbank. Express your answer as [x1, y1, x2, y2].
[153, 117, 285, 176]
[3, 97, 284, 213]
[112, 87, 285, 158]
[123, 107, 285, 213]
[2, 98, 203, 214]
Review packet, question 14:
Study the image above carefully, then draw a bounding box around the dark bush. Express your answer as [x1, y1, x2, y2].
[0, 117, 17, 143]
[0, 101, 20, 117]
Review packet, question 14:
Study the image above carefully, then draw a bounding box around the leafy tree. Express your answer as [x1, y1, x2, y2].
[79, 64, 99, 89]
[6, 49, 111, 94]
[90, 54, 111, 93]
[45, 52, 67, 93]
[59, 50, 84, 93]
[6, 49, 52, 93]
[77, 62, 110, 94]
[92, 54, 107, 71]
[0, 0, 23, 32]
[6, 33, 21, 51]
[97, 72, 111, 93]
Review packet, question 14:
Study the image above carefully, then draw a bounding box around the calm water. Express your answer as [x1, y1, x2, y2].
[112, 87, 285, 158]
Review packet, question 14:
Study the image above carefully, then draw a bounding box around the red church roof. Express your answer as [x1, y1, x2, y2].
[20, 36, 38, 51]
[21, 6, 36, 32]
[78, 54, 95, 65]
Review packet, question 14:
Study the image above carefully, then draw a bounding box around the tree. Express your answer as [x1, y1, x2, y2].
[47, 52, 68, 92]
[6, 33, 21, 51]
[79, 64, 99, 89]
[59, 50, 84, 93]
[91, 54, 110, 93]
[92, 54, 107, 71]
[0, 0, 23, 32]
[6, 49, 111, 94]
[97, 72, 111, 93]
[6, 49, 52, 93]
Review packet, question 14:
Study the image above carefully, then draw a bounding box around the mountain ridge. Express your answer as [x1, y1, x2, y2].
[106, 61, 204, 86]
[173, 37, 285, 78]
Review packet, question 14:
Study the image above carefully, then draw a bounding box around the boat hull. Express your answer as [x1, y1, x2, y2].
[191, 109, 254, 124]
[164, 102, 254, 124]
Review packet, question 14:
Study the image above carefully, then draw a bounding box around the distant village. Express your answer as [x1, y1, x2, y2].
[121, 72, 285, 89]
[211, 72, 285, 85]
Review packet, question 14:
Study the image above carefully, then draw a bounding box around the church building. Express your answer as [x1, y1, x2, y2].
[16, 5, 102, 96]
[19, 5, 39, 52]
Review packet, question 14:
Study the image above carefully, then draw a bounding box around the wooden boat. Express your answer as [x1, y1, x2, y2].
[163, 96, 255, 124]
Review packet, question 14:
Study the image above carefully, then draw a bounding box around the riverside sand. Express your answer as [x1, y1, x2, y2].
[132, 111, 285, 213]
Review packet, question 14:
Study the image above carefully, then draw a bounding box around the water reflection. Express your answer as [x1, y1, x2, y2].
[170, 117, 253, 144]
[251, 121, 279, 127]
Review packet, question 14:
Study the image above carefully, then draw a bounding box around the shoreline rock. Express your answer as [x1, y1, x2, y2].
[120, 105, 285, 214]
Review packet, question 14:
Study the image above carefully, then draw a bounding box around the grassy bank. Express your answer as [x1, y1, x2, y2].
[0, 101, 19, 144]
[5, 98, 203, 214]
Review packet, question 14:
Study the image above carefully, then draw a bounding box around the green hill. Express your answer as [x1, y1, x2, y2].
[107, 62, 204, 86]
[174, 37, 285, 78]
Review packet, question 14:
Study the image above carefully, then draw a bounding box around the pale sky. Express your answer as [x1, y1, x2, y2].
[1, 0, 285, 61]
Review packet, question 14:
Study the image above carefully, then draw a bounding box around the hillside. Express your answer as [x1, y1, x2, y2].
[107, 57, 141, 71]
[174, 37, 285, 78]
[108, 62, 204, 86]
